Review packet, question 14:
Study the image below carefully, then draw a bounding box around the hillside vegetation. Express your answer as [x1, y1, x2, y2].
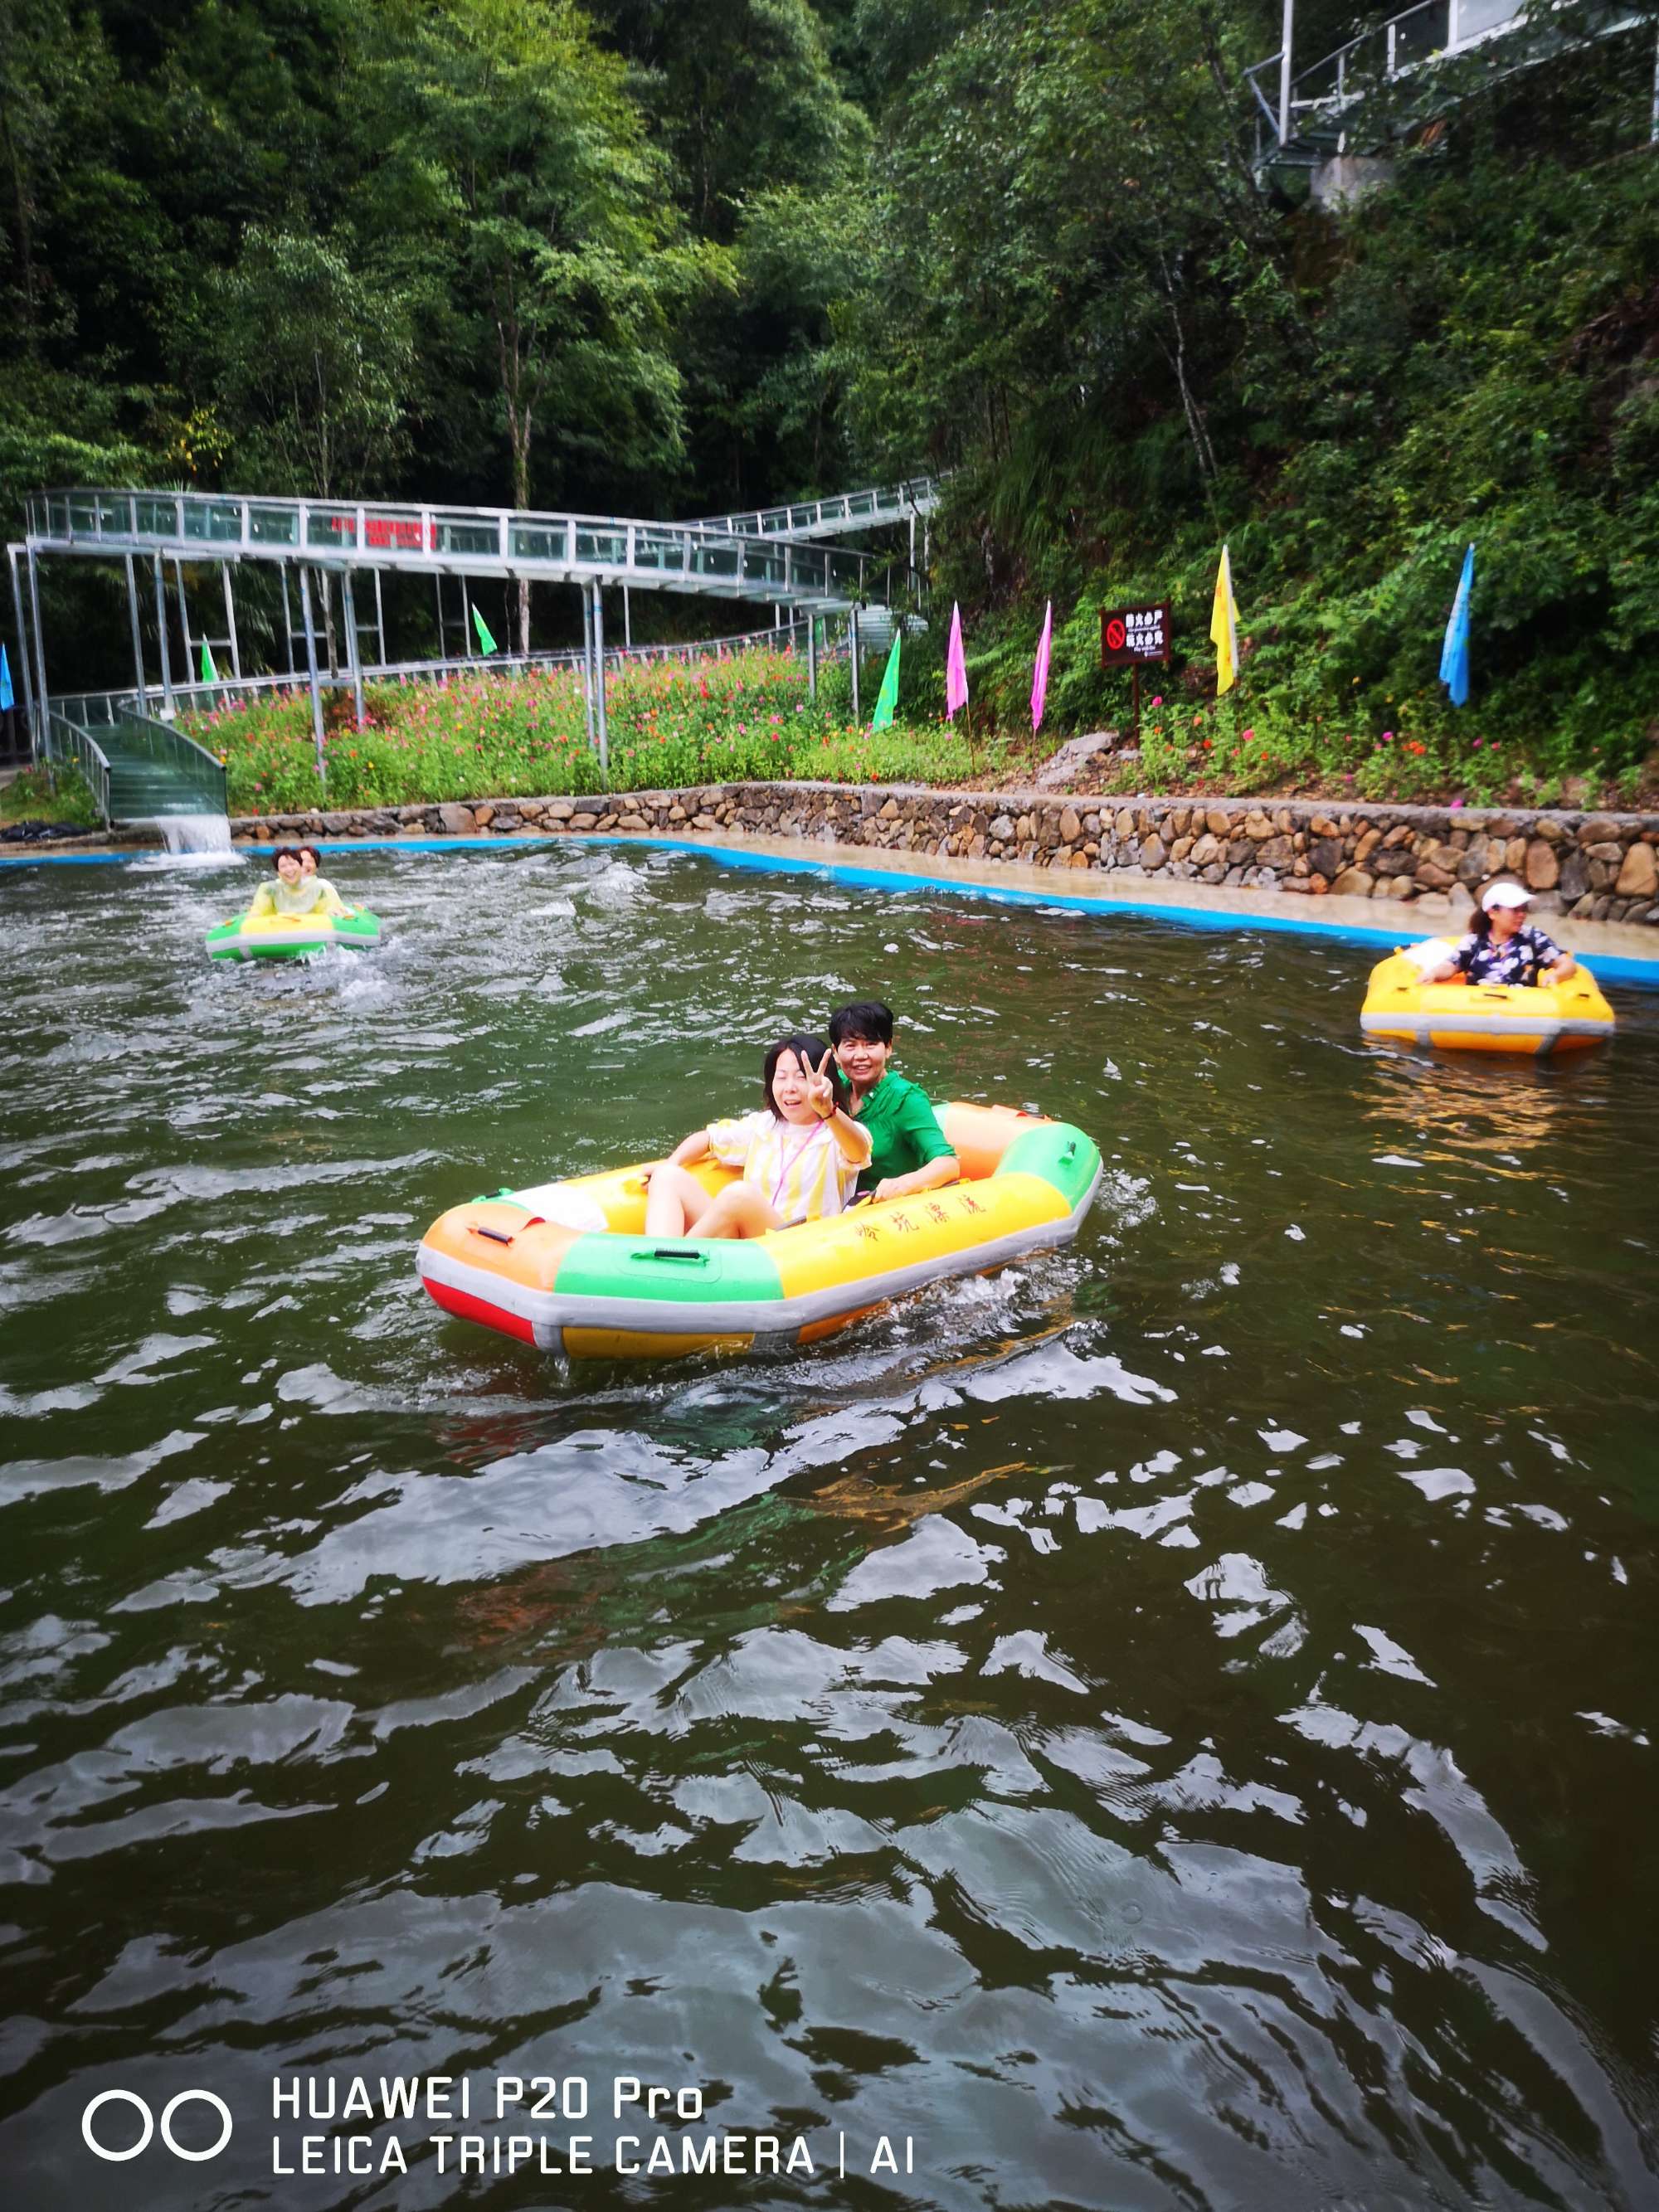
[3, 0, 1657, 800]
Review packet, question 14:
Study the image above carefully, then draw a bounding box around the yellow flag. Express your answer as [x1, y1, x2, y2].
[1210, 544, 1239, 696]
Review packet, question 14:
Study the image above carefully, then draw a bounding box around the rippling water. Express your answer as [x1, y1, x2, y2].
[2, 842, 1657, 2211]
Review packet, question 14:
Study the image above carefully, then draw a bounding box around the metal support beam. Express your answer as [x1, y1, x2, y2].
[27, 549, 49, 743]
[281, 566, 297, 675]
[806, 612, 818, 702]
[221, 566, 242, 680]
[1278, 0, 1295, 143]
[374, 570, 387, 668]
[8, 544, 38, 749]
[173, 557, 194, 680]
[341, 570, 366, 728]
[124, 555, 147, 709]
[623, 585, 631, 649]
[298, 565, 326, 784]
[580, 583, 596, 750]
[591, 579, 609, 781]
[849, 605, 860, 724]
[152, 552, 175, 716]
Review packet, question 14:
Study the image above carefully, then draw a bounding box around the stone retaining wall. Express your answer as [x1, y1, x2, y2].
[231, 782, 1659, 926]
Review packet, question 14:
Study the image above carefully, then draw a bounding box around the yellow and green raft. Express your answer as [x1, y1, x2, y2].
[205, 908, 382, 961]
[417, 1102, 1102, 1362]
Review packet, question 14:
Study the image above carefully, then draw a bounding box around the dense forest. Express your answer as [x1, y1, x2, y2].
[3, 0, 1657, 794]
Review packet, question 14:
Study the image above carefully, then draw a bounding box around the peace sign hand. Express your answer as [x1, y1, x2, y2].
[800, 1047, 838, 1121]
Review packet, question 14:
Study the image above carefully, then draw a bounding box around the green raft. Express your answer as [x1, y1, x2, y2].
[205, 909, 382, 961]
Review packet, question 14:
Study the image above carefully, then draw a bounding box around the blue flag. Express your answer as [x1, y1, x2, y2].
[1439, 543, 1474, 707]
[0, 644, 13, 712]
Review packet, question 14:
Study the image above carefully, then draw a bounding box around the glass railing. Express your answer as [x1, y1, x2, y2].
[56, 693, 228, 813]
[27, 487, 918, 608]
[1253, 0, 1530, 135]
[698, 475, 945, 539]
[42, 711, 112, 823]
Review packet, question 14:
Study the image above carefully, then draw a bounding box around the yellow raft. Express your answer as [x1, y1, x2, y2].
[1360, 941, 1614, 1056]
[417, 1102, 1102, 1362]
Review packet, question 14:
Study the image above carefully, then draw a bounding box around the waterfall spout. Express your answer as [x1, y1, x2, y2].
[158, 814, 236, 857]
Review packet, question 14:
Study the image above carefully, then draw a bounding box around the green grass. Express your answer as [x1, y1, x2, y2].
[0, 763, 102, 829]
[182, 640, 1649, 815]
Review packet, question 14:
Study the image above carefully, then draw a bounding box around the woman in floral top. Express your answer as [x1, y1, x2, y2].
[1427, 882, 1578, 987]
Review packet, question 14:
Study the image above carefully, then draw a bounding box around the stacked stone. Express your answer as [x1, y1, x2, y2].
[227, 785, 1659, 927]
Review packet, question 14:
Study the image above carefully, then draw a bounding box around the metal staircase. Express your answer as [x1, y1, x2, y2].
[1245, 0, 1650, 173]
[47, 694, 227, 825]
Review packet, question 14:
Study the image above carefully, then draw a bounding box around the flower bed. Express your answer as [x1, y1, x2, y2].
[183, 652, 1014, 814]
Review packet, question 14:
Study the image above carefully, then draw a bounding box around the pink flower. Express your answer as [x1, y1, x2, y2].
[1242, 727, 1254, 741]
[1450, 796, 1465, 808]
[1151, 695, 1163, 707]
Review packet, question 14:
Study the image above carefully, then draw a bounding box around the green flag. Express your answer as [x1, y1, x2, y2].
[200, 639, 218, 683]
[871, 633, 901, 731]
[471, 605, 498, 655]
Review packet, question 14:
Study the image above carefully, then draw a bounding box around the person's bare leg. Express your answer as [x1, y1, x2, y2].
[692, 1181, 783, 1241]
[645, 1164, 718, 1238]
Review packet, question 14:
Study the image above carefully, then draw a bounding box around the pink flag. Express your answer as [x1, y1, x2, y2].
[1030, 599, 1053, 732]
[945, 602, 969, 721]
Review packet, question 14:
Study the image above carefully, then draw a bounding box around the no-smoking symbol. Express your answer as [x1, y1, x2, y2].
[1105, 617, 1126, 651]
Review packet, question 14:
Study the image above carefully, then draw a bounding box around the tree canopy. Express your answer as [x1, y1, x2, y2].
[3, 0, 1657, 779]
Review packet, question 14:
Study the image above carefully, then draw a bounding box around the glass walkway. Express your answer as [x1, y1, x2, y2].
[7, 474, 941, 824]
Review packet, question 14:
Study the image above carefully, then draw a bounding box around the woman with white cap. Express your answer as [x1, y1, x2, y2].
[1425, 881, 1577, 987]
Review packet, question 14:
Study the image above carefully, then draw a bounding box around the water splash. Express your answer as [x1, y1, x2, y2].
[158, 814, 237, 858]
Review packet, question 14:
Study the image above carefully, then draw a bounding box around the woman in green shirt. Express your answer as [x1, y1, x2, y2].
[828, 999, 958, 1202]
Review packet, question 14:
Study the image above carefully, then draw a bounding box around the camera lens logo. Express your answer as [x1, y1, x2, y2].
[81, 2090, 232, 2164]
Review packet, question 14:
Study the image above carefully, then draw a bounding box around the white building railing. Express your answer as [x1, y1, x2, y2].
[24, 489, 918, 612]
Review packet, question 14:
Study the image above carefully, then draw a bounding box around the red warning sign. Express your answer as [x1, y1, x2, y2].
[1101, 603, 1170, 667]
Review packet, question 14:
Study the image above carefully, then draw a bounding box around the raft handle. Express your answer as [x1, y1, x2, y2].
[640, 1247, 710, 1265]
[469, 1209, 546, 1248]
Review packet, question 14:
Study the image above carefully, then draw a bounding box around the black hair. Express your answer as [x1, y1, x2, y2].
[1469, 905, 1494, 944]
[295, 843, 320, 866]
[272, 844, 300, 869]
[761, 1033, 839, 1119]
[828, 1000, 894, 1048]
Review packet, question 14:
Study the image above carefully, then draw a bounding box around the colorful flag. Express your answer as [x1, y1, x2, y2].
[1210, 546, 1239, 695]
[1439, 543, 1474, 708]
[471, 605, 499, 655]
[0, 644, 13, 712]
[200, 639, 218, 683]
[871, 633, 902, 732]
[1030, 600, 1053, 733]
[945, 603, 969, 722]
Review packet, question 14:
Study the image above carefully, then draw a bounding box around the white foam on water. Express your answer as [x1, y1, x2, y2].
[151, 814, 240, 862]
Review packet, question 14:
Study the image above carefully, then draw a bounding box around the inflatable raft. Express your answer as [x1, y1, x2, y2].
[205, 909, 381, 961]
[1360, 942, 1614, 1055]
[417, 1102, 1102, 1362]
